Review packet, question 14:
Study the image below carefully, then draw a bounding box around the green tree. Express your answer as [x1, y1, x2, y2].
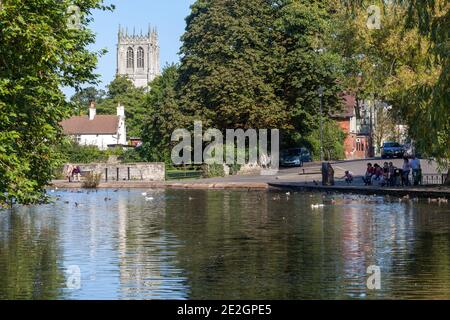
[275, 0, 345, 143]
[95, 75, 147, 138]
[178, 0, 288, 130]
[341, 0, 449, 182]
[300, 119, 346, 161]
[0, 0, 112, 206]
[141, 64, 182, 163]
[178, 0, 345, 143]
[70, 86, 106, 115]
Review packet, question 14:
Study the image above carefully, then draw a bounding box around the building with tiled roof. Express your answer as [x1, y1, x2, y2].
[60, 102, 127, 150]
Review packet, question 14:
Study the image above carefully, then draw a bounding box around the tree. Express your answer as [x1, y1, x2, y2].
[372, 106, 398, 154]
[95, 76, 146, 138]
[341, 0, 449, 183]
[178, 0, 345, 151]
[178, 0, 288, 131]
[70, 86, 106, 115]
[141, 64, 183, 163]
[0, 0, 113, 206]
[275, 0, 345, 141]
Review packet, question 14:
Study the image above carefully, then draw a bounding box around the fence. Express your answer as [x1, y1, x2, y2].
[166, 170, 203, 181]
[420, 174, 448, 186]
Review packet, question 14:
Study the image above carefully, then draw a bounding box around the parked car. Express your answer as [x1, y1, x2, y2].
[381, 142, 404, 159]
[280, 148, 311, 167]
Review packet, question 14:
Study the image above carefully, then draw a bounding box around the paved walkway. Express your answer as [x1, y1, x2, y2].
[50, 158, 449, 198]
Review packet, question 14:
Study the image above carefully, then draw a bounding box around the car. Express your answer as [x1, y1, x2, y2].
[381, 142, 404, 159]
[280, 148, 311, 167]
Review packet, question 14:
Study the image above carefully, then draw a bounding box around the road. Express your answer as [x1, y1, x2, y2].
[181, 158, 442, 185]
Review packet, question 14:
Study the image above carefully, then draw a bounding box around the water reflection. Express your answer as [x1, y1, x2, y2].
[0, 189, 449, 299]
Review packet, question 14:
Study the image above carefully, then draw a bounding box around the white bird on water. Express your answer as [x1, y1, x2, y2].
[311, 204, 325, 209]
[142, 192, 147, 196]
[145, 196, 154, 202]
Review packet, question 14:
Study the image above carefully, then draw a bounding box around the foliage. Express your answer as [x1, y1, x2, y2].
[118, 148, 144, 163]
[299, 119, 346, 161]
[202, 163, 225, 178]
[95, 76, 147, 138]
[372, 106, 398, 153]
[0, 0, 112, 206]
[58, 139, 109, 163]
[141, 64, 183, 163]
[70, 86, 106, 115]
[82, 172, 102, 188]
[178, 0, 344, 134]
[340, 0, 449, 181]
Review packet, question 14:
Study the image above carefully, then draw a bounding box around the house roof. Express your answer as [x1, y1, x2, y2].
[60, 115, 119, 135]
[332, 94, 356, 119]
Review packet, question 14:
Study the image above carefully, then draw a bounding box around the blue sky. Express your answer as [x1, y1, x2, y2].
[64, 0, 195, 98]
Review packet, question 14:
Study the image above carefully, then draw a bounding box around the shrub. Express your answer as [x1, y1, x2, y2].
[82, 172, 102, 189]
[202, 163, 225, 178]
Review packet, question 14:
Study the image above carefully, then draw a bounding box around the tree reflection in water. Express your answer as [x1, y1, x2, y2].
[0, 189, 449, 299]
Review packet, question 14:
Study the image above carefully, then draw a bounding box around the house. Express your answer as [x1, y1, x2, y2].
[332, 94, 371, 160]
[61, 102, 127, 150]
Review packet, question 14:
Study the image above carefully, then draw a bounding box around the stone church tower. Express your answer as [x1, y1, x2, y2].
[116, 25, 160, 88]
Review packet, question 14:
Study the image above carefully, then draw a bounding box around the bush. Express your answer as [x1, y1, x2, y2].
[82, 172, 102, 189]
[118, 148, 144, 163]
[202, 163, 225, 178]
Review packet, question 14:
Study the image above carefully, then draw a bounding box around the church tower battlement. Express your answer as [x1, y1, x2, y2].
[116, 25, 160, 88]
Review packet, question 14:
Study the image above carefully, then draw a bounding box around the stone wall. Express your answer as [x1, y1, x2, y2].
[67, 163, 165, 181]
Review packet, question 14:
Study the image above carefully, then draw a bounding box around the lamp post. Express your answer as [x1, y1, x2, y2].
[318, 86, 324, 161]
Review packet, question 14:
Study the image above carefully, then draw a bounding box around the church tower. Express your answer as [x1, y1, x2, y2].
[116, 25, 160, 88]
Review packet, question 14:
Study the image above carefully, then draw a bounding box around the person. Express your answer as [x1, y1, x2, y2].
[363, 163, 374, 185]
[327, 163, 335, 186]
[341, 171, 354, 184]
[371, 163, 384, 185]
[65, 164, 74, 182]
[402, 157, 411, 186]
[410, 155, 422, 186]
[388, 162, 397, 186]
[72, 165, 81, 182]
[381, 162, 390, 186]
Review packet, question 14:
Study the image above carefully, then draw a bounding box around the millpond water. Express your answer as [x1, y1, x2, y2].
[1, 189, 449, 300]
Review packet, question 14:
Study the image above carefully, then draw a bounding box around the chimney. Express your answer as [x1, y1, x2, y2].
[117, 103, 125, 118]
[89, 100, 96, 120]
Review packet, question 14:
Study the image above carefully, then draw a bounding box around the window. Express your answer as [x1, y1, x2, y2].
[127, 47, 134, 68]
[137, 47, 144, 68]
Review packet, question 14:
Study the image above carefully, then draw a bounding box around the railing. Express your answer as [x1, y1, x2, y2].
[103, 167, 142, 181]
[420, 174, 448, 186]
[166, 170, 203, 181]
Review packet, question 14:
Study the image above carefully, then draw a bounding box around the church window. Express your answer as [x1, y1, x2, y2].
[127, 47, 134, 68]
[137, 47, 144, 68]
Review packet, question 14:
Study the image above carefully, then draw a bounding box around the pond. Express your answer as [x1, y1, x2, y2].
[0, 189, 449, 300]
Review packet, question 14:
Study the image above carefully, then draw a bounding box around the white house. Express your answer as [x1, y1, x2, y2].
[61, 102, 127, 150]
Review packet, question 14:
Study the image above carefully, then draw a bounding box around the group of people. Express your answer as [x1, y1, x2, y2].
[363, 156, 422, 187]
[65, 164, 82, 182]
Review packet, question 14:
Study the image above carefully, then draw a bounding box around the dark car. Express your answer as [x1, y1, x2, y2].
[280, 148, 312, 167]
[381, 142, 404, 159]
